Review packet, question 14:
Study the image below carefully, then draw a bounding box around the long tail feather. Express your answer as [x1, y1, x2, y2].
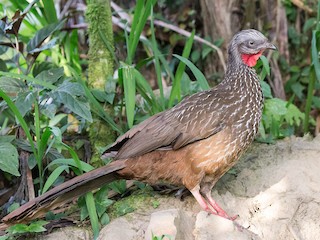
[2, 160, 126, 224]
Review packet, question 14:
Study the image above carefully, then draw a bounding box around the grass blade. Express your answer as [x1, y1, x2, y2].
[119, 65, 136, 128]
[42, 165, 69, 194]
[169, 30, 195, 107]
[172, 54, 210, 90]
[85, 192, 100, 239]
[149, 7, 165, 109]
[127, 0, 156, 63]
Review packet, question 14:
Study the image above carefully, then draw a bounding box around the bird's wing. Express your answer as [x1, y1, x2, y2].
[105, 89, 229, 160]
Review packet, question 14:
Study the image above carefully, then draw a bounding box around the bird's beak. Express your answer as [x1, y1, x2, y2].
[265, 42, 277, 51]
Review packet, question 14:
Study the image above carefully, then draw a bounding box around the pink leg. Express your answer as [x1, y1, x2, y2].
[190, 185, 237, 220]
[190, 186, 218, 215]
[205, 193, 238, 220]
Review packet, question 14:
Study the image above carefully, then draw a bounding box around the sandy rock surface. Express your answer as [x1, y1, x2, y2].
[42, 136, 320, 240]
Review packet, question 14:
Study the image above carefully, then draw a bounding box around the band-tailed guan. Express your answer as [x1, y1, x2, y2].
[2, 29, 276, 223]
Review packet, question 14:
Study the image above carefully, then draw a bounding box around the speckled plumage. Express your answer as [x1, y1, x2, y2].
[105, 29, 276, 219]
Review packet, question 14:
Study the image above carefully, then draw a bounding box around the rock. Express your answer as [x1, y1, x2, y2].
[35, 227, 92, 240]
[145, 209, 194, 240]
[193, 211, 256, 240]
[97, 218, 136, 240]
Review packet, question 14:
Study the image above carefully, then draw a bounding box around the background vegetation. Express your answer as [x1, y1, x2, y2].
[0, 0, 319, 238]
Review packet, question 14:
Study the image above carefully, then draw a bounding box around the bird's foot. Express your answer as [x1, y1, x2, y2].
[206, 196, 238, 220]
[205, 207, 238, 221]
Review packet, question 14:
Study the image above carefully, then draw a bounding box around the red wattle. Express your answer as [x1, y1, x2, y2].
[241, 51, 263, 67]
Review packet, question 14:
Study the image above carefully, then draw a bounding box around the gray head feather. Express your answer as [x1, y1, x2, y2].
[227, 29, 272, 69]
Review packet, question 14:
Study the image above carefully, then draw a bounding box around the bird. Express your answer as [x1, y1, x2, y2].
[2, 29, 276, 224]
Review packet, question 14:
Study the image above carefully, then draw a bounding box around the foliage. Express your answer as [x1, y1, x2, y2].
[2, 220, 48, 239]
[304, 1, 320, 132]
[255, 57, 304, 141]
[281, 1, 320, 134]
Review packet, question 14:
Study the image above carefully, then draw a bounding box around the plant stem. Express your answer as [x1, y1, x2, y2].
[34, 100, 43, 191]
[304, 69, 315, 133]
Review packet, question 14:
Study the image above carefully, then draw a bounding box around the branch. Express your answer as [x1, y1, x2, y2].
[291, 0, 314, 15]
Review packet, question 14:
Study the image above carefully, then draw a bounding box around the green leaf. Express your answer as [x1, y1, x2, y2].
[0, 142, 20, 176]
[85, 193, 100, 239]
[127, 0, 157, 63]
[8, 202, 20, 213]
[42, 0, 58, 23]
[284, 103, 304, 126]
[109, 180, 127, 194]
[27, 222, 47, 233]
[100, 213, 110, 225]
[38, 127, 52, 161]
[68, 67, 122, 133]
[149, 8, 165, 109]
[55, 81, 85, 96]
[15, 92, 36, 117]
[42, 165, 69, 194]
[47, 158, 94, 173]
[173, 54, 210, 90]
[311, 31, 320, 82]
[52, 82, 92, 122]
[35, 67, 64, 84]
[0, 77, 26, 95]
[169, 30, 195, 107]
[0, 235, 9, 240]
[260, 80, 273, 98]
[259, 55, 270, 76]
[264, 98, 287, 116]
[303, 18, 316, 33]
[119, 65, 136, 128]
[7, 224, 28, 234]
[116, 202, 134, 216]
[291, 82, 305, 100]
[27, 37, 59, 54]
[0, 59, 8, 72]
[0, 71, 56, 90]
[27, 20, 65, 53]
[0, 135, 15, 143]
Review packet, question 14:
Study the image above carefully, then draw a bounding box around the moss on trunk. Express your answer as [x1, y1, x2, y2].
[86, 0, 115, 166]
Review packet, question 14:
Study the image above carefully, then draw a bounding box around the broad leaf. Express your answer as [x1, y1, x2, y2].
[15, 92, 35, 117]
[260, 80, 273, 99]
[55, 81, 85, 96]
[28, 37, 59, 54]
[35, 67, 64, 84]
[0, 77, 27, 95]
[26, 20, 65, 53]
[0, 142, 20, 176]
[54, 91, 92, 122]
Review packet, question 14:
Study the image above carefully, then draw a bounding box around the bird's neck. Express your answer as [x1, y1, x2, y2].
[223, 61, 261, 95]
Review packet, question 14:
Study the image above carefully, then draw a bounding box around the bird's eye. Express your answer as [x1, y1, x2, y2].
[249, 41, 254, 46]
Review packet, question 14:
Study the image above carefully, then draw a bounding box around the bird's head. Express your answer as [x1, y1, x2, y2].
[228, 29, 277, 68]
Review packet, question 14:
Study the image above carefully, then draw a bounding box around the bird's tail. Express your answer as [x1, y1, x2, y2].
[2, 160, 126, 224]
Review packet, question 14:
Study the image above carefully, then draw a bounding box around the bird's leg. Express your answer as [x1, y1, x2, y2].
[204, 192, 238, 220]
[190, 186, 218, 215]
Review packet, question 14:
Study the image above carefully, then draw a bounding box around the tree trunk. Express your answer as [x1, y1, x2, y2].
[199, 0, 242, 82]
[86, 0, 116, 166]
